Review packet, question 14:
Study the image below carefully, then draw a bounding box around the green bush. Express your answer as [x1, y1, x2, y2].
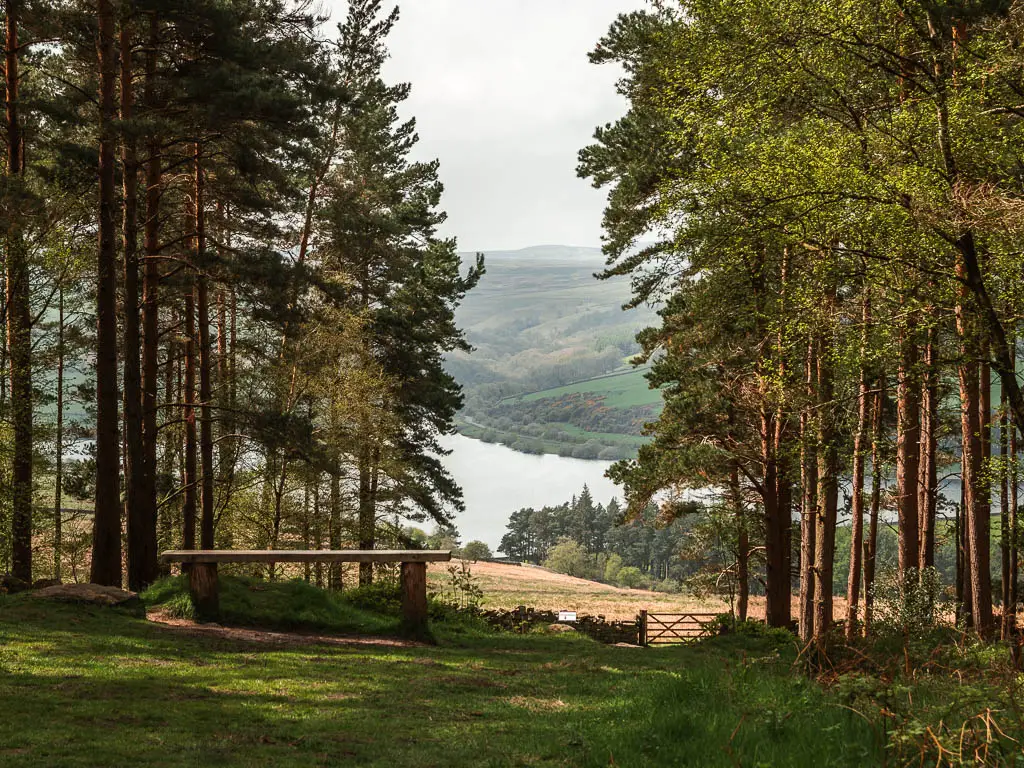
[603, 553, 623, 584]
[617, 566, 644, 589]
[543, 538, 594, 578]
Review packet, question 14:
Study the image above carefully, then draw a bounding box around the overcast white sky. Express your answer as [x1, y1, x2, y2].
[326, 1, 647, 252]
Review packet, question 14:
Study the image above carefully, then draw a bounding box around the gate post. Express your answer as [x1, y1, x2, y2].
[639, 610, 648, 647]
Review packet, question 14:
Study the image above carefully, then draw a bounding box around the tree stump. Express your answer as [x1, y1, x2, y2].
[189, 562, 219, 622]
[400, 561, 428, 631]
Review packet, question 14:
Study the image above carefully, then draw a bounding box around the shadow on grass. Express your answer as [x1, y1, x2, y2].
[0, 596, 883, 767]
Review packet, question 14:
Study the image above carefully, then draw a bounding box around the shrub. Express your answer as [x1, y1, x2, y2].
[617, 566, 644, 589]
[461, 540, 492, 562]
[870, 566, 947, 636]
[603, 553, 623, 584]
[543, 539, 593, 578]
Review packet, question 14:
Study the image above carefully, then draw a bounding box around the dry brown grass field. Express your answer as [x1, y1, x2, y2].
[428, 561, 848, 622]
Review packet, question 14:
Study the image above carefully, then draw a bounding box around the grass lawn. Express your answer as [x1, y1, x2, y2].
[0, 579, 885, 767]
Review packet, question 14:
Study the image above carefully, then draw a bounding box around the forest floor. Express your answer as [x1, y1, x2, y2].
[0, 577, 1020, 766]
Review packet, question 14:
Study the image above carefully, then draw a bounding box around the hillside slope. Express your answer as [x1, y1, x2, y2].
[449, 246, 661, 459]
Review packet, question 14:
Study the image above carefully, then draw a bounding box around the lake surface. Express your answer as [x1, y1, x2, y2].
[438, 433, 622, 550]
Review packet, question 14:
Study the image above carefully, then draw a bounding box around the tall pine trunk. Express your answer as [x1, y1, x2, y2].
[845, 291, 870, 640]
[6, 0, 32, 583]
[358, 446, 374, 586]
[958, 279, 993, 636]
[194, 147, 214, 549]
[54, 287, 64, 580]
[730, 461, 749, 622]
[182, 288, 197, 552]
[92, 0, 123, 586]
[896, 318, 920, 578]
[918, 327, 938, 572]
[1002, 388, 1012, 639]
[122, 15, 152, 591]
[799, 339, 817, 641]
[141, 9, 161, 579]
[813, 342, 839, 648]
[863, 379, 884, 635]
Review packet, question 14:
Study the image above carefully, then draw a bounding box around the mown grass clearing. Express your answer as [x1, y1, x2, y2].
[0, 587, 883, 768]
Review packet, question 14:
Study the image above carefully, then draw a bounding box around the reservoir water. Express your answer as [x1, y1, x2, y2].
[437, 433, 622, 551]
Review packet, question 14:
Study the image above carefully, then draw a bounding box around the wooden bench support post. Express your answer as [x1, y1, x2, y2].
[189, 562, 220, 622]
[400, 561, 428, 631]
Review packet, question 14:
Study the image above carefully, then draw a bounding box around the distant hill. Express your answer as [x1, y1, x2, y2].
[448, 245, 661, 460]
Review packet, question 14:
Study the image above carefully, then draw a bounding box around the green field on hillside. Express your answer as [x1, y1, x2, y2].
[519, 368, 661, 409]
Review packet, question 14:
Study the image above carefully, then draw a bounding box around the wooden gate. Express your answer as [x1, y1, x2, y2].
[638, 610, 721, 645]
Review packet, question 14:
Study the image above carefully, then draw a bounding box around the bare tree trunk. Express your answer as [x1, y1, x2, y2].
[730, 461, 748, 622]
[846, 292, 870, 640]
[194, 147, 214, 550]
[863, 379, 884, 635]
[122, 14, 152, 591]
[919, 327, 938, 572]
[896, 319, 920, 578]
[958, 280, 993, 636]
[182, 288, 197, 553]
[92, 0, 123, 587]
[1002, 387, 1012, 640]
[141, 9, 161, 579]
[1012, 351, 1019, 632]
[54, 287, 64, 581]
[6, 0, 32, 583]
[813, 343, 839, 649]
[358, 445, 374, 586]
[799, 339, 817, 642]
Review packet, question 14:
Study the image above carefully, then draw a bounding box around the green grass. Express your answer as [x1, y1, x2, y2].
[553, 422, 649, 446]
[0, 581, 888, 767]
[143, 574, 404, 636]
[518, 368, 662, 408]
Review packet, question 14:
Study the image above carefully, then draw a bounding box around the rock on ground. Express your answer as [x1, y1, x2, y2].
[546, 623, 576, 633]
[32, 583, 141, 608]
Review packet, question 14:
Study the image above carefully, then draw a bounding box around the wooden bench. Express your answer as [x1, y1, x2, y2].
[158, 550, 452, 629]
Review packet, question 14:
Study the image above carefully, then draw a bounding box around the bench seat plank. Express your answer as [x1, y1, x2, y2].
[159, 549, 452, 565]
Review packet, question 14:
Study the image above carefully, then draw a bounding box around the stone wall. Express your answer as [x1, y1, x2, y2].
[481, 605, 639, 645]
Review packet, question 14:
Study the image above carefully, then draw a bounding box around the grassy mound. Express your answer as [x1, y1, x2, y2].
[143, 574, 402, 636]
[141, 574, 494, 643]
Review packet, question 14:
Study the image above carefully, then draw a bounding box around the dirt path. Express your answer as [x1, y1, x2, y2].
[147, 609, 424, 649]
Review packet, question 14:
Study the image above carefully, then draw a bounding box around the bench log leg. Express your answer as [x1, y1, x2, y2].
[400, 561, 428, 631]
[189, 562, 220, 622]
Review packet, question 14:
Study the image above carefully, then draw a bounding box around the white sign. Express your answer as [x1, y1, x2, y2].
[557, 611, 577, 622]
